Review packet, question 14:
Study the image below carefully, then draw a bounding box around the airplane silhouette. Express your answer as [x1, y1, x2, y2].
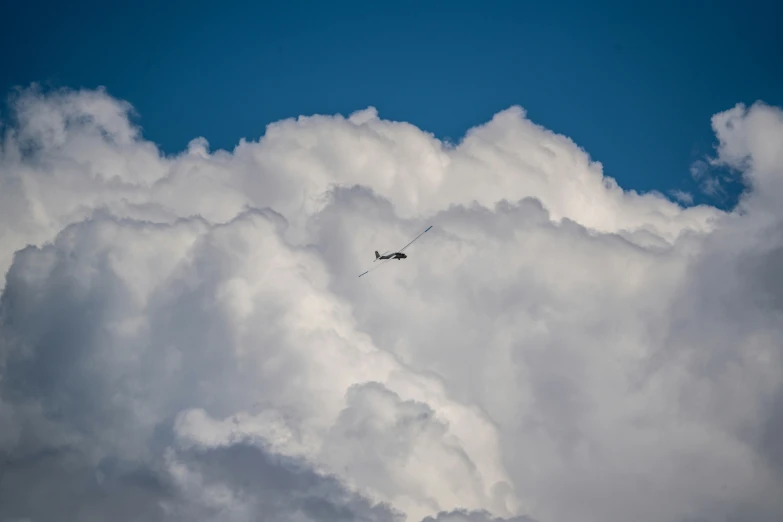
[375, 250, 407, 260]
[358, 225, 433, 278]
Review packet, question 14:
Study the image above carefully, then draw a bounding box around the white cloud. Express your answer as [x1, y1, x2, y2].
[1, 86, 782, 522]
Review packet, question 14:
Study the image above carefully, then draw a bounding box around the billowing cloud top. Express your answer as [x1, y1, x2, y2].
[0, 86, 782, 522]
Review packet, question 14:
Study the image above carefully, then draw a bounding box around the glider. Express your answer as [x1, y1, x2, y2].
[358, 225, 433, 278]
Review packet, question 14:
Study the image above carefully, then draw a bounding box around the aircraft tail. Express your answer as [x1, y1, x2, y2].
[375, 250, 380, 259]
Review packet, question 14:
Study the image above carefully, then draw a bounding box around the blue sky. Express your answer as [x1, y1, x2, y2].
[3, 0, 781, 209]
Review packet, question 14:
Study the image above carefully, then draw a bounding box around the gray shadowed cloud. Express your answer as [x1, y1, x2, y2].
[0, 438, 404, 522]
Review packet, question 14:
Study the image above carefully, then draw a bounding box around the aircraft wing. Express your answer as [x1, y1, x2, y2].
[358, 257, 391, 277]
[398, 225, 433, 253]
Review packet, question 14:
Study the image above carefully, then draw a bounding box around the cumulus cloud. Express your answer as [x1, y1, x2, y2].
[1, 86, 782, 522]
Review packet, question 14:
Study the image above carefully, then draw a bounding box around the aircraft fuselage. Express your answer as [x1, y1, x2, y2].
[376, 251, 407, 260]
